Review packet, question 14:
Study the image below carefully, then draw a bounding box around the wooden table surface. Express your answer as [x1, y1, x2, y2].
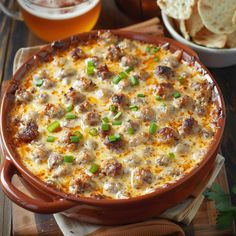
[0, 0, 236, 235]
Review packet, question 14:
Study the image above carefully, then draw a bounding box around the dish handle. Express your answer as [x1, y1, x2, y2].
[0, 158, 77, 213]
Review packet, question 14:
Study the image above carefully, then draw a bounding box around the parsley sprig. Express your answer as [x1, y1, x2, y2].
[204, 183, 236, 230]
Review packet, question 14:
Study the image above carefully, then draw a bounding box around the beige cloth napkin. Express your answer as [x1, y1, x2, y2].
[12, 27, 224, 235]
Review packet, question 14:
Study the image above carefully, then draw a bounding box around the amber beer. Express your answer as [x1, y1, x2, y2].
[17, 0, 101, 42]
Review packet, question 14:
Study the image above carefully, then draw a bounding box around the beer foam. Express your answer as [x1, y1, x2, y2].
[17, 0, 99, 20]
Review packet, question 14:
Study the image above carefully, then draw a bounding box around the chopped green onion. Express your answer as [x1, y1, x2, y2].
[46, 136, 56, 142]
[73, 131, 83, 139]
[112, 121, 122, 126]
[65, 113, 77, 119]
[125, 67, 133, 73]
[101, 123, 110, 131]
[64, 155, 74, 163]
[154, 56, 159, 62]
[66, 104, 74, 112]
[89, 163, 99, 173]
[137, 94, 145, 98]
[47, 121, 60, 133]
[127, 127, 134, 134]
[108, 134, 121, 142]
[149, 122, 157, 135]
[70, 135, 80, 143]
[87, 61, 95, 75]
[129, 105, 139, 111]
[102, 117, 109, 123]
[173, 92, 181, 99]
[89, 128, 98, 136]
[109, 105, 117, 112]
[112, 71, 127, 84]
[145, 46, 151, 52]
[35, 79, 43, 87]
[152, 47, 160, 53]
[114, 112, 122, 120]
[168, 152, 175, 159]
[155, 95, 162, 101]
[130, 75, 139, 86]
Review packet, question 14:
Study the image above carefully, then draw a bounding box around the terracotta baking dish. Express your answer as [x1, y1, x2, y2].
[0, 30, 225, 225]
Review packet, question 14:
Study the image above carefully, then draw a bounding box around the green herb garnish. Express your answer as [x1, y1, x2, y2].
[89, 163, 99, 173]
[64, 155, 74, 163]
[70, 135, 80, 143]
[130, 75, 139, 86]
[112, 121, 122, 126]
[47, 121, 60, 133]
[87, 61, 95, 75]
[129, 105, 139, 111]
[66, 104, 74, 112]
[113, 112, 122, 120]
[73, 131, 83, 139]
[137, 94, 145, 98]
[149, 122, 157, 135]
[155, 95, 162, 101]
[127, 127, 134, 134]
[101, 123, 110, 131]
[112, 71, 127, 84]
[168, 152, 175, 159]
[102, 117, 109, 123]
[46, 136, 56, 142]
[89, 128, 98, 136]
[173, 92, 181, 99]
[125, 67, 134, 74]
[108, 134, 121, 142]
[35, 78, 44, 87]
[109, 105, 117, 112]
[65, 113, 77, 119]
[154, 56, 159, 62]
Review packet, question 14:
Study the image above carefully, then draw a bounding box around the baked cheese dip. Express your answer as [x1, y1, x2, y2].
[8, 31, 221, 199]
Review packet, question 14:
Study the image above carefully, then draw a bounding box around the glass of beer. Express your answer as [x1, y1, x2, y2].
[0, 0, 101, 42]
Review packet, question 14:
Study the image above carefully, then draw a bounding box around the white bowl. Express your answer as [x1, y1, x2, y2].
[162, 12, 236, 68]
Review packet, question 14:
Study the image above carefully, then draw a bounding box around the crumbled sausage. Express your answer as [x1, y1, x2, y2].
[78, 100, 92, 113]
[37, 93, 49, 104]
[120, 55, 139, 67]
[41, 79, 55, 89]
[85, 140, 98, 150]
[104, 181, 122, 193]
[97, 64, 112, 80]
[125, 155, 142, 167]
[154, 66, 173, 78]
[139, 70, 150, 81]
[174, 143, 190, 155]
[104, 136, 125, 151]
[85, 112, 101, 126]
[106, 45, 122, 61]
[173, 95, 195, 109]
[71, 47, 86, 61]
[64, 87, 86, 104]
[31, 144, 49, 163]
[181, 117, 200, 135]
[194, 102, 207, 116]
[101, 158, 123, 177]
[129, 132, 149, 147]
[17, 121, 39, 143]
[52, 165, 72, 178]
[154, 82, 174, 99]
[61, 131, 79, 151]
[60, 68, 77, 79]
[140, 107, 156, 122]
[15, 88, 32, 103]
[76, 148, 94, 164]
[44, 103, 65, 118]
[132, 168, 153, 189]
[98, 31, 118, 44]
[202, 127, 214, 139]
[70, 174, 96, 194]
[163, 53, 181, 68]
[111, 93, 129, 107]
[48, 153, 63, 170]
[78, 77, 96, 91]
[158, 127, 180, 144]
[155, 154, 171, 166]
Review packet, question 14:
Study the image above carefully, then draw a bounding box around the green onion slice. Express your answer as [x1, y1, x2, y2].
[127, 127, 134, 134]
[73, 131, 83, 139]
[108, 134, 121, 142]
[155, 95, 162, 101]
[70, 135, 80, 143]
[137, 94, 145, 98]
[129, 105, 139, 111]
[112, 121, 122, 126]
[87, 61, 95, 75]
[46, 136, 56, 142]
[168, 152, 175, 159]
[66, 104, 74, 112]
[112, 71, 127, 84]
[101, 123, 110, 131]
[149, 122, 157, 135]
[47, 121, 60, 133]
[35, 78, 44, 87]
[102, 117, 109, 123]
[113, 112, 122, 120]
[89, 163, 99, 173]
[173, 92, 181, 99]
[125, 67, 134, 74]
[65, 113, 77, 120]
[109, 105, 117, 112]
[130, 75, 139, 86]
[64, 155, 74, 163]
[154, 56, 159, 62]
[89, 128, 98, 136]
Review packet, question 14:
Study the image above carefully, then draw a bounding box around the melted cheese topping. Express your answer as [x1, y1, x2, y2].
[9, 32, 219, 199]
